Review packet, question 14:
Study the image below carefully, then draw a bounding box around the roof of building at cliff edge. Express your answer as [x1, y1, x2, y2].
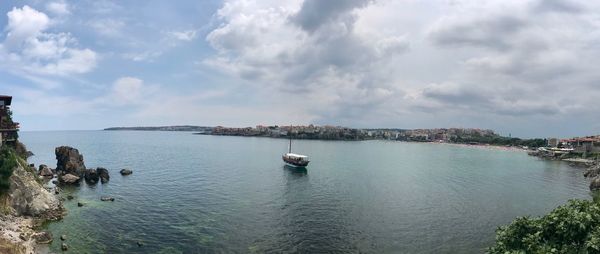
[0, 95, 12, 105]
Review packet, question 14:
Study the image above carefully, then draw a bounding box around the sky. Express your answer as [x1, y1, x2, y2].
[1, 0, 599, 138]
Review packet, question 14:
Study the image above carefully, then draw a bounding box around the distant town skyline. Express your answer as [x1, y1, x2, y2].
[2, 0, 600, 138]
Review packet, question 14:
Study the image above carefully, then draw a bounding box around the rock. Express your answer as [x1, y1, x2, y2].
[84, 168, 99, 184]
[33, 231, 53, 244]
[38, 164, 53, 177]
[585, 164, 600, 178]
[52, 180, 59, 185]
[60, 234, 67, 241]
[591, 177, 600, 190]
[62, 243, 68, 251]
[55, 146, 86, 178]
[77, 202, 84, 207]
[61, 174, 80, 184]
[97, 167, 110, 183]
[120, 169, 133, 176]
[67, 195, 74, 200]
[100, 196, 115, 202]
[137, 241, 143, 247]
[9, 164, 63, 218]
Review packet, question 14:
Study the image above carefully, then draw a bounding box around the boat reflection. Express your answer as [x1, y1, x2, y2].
[283, 165, 308, 176]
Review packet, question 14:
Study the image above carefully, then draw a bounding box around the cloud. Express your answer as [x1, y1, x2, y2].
[87, 19, 126, 37]
[429, 15, 526, 51]
[169, 30, 198, 41]
[290, 0, 371, 32]
[111, 77, 145, 104]
[4, 5, 50, 47]
[1, 5, 97, 78]
[46, 1, 71, 16]
[533, 0, 583, 14]
[205, 0, 408, 124]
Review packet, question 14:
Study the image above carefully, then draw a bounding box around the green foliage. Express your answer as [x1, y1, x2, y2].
[0, 147, 17, 194]
[14, 141, 30, 160]
[451, 135, 547, 148]
[489, 199, 600, 254]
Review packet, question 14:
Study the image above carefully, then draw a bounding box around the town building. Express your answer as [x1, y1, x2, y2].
[0, 95, 19, 147]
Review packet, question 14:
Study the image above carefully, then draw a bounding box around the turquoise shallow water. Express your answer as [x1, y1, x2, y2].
[20, 130, 591, 253]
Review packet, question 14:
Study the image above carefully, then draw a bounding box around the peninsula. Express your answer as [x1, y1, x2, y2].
[104, 125, 212, 132]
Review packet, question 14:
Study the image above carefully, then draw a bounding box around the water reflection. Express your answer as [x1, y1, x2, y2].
[283, 165, 308, 176]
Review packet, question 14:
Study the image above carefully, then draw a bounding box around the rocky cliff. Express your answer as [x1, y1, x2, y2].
[9, 164, 62, 219]
[1, 162, 64, 254]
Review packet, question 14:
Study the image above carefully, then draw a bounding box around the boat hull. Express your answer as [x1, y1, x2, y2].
[282, 156, 309, 167]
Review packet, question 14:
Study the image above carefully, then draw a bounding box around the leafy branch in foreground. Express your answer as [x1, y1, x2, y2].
[489, 199, 600, 254]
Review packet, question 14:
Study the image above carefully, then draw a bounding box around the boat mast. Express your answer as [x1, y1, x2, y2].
[288, 125, 292, 153]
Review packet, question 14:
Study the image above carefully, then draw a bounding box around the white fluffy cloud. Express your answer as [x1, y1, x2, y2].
[1, 5, 97, 77]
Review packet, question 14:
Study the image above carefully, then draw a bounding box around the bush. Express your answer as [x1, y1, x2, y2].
[14, 141, 31, 160]
[0, 147, 17, 195]
[489, 199, 600, 254]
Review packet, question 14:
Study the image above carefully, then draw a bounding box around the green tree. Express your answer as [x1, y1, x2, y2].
[489, 199, 600, 254]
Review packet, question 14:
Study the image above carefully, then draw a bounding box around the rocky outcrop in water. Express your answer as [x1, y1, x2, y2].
[100, 196, 115, 202]
[120, 169, 133, 175]
[33, 231, 52, 244]
[38, 164, 54, 178]
[61, 174, 80, 184]
[97, 167, 110, 183]
[55, 146, 86, 183]
[84, 168, 100, 184]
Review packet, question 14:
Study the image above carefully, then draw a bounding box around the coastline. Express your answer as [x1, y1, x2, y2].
[0, 214, 50, 254]
[0, 157, 64, 254]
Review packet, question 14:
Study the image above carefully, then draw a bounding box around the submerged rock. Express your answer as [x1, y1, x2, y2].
[55, 146, 86, 180]
[61, 174, 80, 184]
[591, 177, 600, 190]
[100, 196, 115, 202]
[120, 169, 133, 176]
[62, 243, 68, 251]
[84, 168, 99, 184]
[77, 202, 84, 207]
[33, 231, 53, 244]
[60, 234, 67, 241]
[97, 167, 110, 183]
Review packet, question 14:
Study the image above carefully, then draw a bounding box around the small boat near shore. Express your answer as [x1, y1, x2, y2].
[282, 137, 309, 167]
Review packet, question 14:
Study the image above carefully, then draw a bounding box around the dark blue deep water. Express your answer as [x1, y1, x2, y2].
[20, 131, 591, 253]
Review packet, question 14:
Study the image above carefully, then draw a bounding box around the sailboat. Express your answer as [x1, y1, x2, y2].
[282, 136, 309, 167]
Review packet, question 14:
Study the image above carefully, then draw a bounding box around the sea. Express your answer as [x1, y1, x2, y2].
[19, 130, 591, 253]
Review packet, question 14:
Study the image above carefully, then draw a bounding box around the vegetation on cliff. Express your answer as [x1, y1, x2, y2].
[489, 199, 600, 253]
[0, 147, 17, 195]
[451, 135, 547, 148]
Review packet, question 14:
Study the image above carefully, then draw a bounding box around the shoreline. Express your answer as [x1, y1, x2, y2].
[201, 132, 533, 152]
[0, 214, 51, 254]
[0, 158, 64, 254]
